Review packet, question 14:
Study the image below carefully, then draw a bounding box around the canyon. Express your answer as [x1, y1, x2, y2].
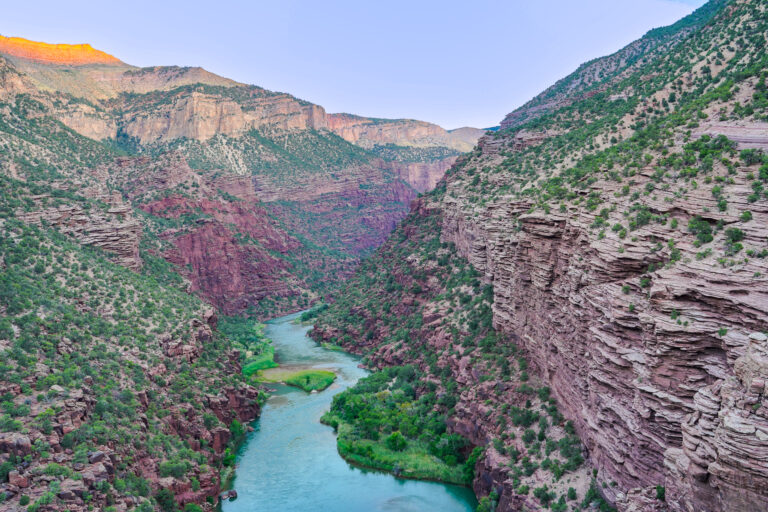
[2, 0, 768, 511]
[0, 31, 482, 512]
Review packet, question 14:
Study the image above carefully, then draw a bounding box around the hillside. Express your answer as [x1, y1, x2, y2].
[0, 38, 484, 318]
[0, 177, 266, 511]
[313, 1, 768, 510]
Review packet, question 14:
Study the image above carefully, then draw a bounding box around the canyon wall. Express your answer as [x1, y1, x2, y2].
[376, 157, 458, 194]
[434, 1, 768, 508]
[118, 91, 328, 144]
[327, 113, 482, 152]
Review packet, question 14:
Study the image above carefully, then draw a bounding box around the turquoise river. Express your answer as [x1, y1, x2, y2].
[222, 312, 478, 512]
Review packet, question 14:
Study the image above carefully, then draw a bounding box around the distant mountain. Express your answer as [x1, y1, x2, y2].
[0, 34, 485, 317]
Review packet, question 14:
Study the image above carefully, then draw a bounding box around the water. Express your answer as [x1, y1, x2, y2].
[223, 312, 478, 512]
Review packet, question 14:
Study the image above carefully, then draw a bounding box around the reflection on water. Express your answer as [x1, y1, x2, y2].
[223, 313, 477, 512]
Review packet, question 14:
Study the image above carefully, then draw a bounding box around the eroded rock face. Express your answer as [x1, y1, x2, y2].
[664, 332, 768, 512]
[437, 128, 768, 510]
[15, 191, 142, 269]
[119, 91, 328, 144]
[376, 157, 458, 194]
[158, 214, 298, 314]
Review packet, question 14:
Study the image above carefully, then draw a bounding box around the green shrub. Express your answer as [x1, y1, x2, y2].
[385, 431, 407, 451]
[155, 489, 176, 512]
[688, 216, 713, 245]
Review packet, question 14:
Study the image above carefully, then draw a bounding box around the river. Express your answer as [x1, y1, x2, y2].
[223, 312, 478, 512]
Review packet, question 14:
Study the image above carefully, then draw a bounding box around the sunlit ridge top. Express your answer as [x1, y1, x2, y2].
[0, 35, 123, 65]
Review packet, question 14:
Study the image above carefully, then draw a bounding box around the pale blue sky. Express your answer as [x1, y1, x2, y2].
[2, 0, 705, 128]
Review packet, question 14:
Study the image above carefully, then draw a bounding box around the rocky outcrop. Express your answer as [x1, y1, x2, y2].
[15, 192, 142, 269]
[693, 122, 768, 150]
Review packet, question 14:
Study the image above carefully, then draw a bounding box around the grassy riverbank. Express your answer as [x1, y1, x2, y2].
[320, 365, 476, 486]
[219, 316, 278, 374]
[328, 422, 472, 485]
[257, 367, 336, 392]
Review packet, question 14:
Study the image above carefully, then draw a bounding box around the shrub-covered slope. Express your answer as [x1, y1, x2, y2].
[0, 182, 264, 511]
[315, 1, 768, 510]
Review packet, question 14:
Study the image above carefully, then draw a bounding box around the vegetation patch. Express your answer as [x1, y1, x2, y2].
[257, 368, 336, 392]
[321, 365, 475, 486]
[218, 316, 279, 375]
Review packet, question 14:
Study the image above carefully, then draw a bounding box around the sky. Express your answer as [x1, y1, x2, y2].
[1, 0, 706, 129]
